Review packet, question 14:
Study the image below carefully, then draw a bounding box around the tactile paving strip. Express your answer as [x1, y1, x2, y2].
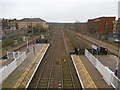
[71, 55, 97, 89]
[13, 44, 49, 88]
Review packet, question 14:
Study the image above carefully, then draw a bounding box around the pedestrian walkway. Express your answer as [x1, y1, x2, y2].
[2, 44, 49, 88]
[71, 55, 114, 89]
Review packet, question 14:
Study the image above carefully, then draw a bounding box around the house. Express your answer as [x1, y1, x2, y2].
[18, 18, 49, 30]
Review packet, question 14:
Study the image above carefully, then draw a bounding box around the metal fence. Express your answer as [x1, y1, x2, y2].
[85, 49, 120, 89]
[0, 52, 26, 84]
[111, 73, 120, 89]
[85, 50, 97, 67]
[7, 52, 23, 60]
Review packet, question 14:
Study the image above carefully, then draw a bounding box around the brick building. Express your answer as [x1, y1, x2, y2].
[117, 18, 120, 33]
[113, 20, 118, 33]
[2, 18, 18, 30]
[8, 19, 18, 30]
[18, 18, 49, 30]
[118, 1, 120, 34]
[87, 17, 116, 34]
[1, 18, 49, 30]
[2, 18, 9, 29]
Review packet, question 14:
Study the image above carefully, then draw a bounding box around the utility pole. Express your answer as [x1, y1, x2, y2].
[113, 32, 120, 79]
[117, 43, 120, 79]
[114, 34, 120, 79]
[31, 17, 35, 54]
[26, 37, 29, 52]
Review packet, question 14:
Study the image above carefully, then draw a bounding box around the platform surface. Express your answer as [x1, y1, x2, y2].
[71, 54, 114, 89]
[2, 44, 49, 88]
[94, 55, 117, 72]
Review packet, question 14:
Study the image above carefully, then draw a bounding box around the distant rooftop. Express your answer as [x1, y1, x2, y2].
[88, 16, 116, 22]
[19, 18, 45, 22]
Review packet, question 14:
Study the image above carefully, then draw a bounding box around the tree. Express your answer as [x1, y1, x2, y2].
[87, 21, 97, 34]
[33, 24, 47, 34]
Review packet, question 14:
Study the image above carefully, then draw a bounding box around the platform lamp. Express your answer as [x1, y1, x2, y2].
[26, 36, 29, 52]
[117, 35, 120, 79]
[115, 17, 120, 78]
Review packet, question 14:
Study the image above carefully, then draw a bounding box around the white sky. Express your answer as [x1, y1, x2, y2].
[0, 0, 119, 22]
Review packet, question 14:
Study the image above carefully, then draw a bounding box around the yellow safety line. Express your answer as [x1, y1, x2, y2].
[82, 76, 90, 84]
[78, 66, 85, 71]
[21, 82, 26, 86]
[25, 76, 30, 80]
[87, 81, 95, 88]
[81, 72, 87, 77]
[73, 55, 97, 89]
[13, 44, 47, 88]
[13, 45, 46, 88]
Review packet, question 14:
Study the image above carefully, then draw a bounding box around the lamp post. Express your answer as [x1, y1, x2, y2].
[26, 36, 29, 52]
[113, 34, 120, 78]
[117, 39, 120, 79]
[114, 16, 120, 78]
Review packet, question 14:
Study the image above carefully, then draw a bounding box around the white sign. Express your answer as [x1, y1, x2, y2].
[92, 45, 98, 50]
[41, 35, 45, 39]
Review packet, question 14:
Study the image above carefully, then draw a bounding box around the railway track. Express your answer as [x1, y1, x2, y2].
[65, 29, 118, 72]
[61, 29, 82, 88]
[68, 30, 118, 56]
[28, 28, 82, 89]
[2, 36, 40, 59]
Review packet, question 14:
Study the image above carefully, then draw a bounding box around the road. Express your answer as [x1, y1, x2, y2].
[28, 27, 82, 89]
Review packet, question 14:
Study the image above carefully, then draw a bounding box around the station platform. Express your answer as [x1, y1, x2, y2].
[94, 55, 117, 72]
[71, 55, 114, 89]
[2, 44, 49, 88]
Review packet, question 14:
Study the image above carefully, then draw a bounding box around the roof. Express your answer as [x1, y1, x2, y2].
[19, 18, 45, 22]
[88, 17, 116, 22]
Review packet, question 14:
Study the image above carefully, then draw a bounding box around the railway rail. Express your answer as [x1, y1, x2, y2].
[68, 30, 119, 56]
[28, 28, 81, 89]
[65, 29, 118, 72]
[2, 36, 41, 59]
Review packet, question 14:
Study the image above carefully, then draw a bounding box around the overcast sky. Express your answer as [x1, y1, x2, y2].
[0, 0, 119, 22]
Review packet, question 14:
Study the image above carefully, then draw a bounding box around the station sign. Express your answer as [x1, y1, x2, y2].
[92, 45, 98, 50]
